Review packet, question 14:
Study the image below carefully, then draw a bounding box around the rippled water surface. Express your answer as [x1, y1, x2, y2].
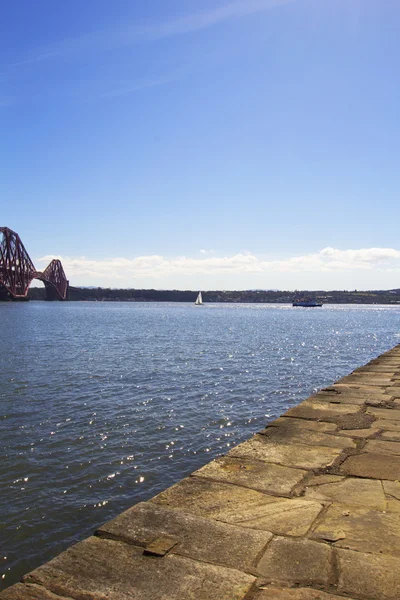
[1, 301, 400, 589]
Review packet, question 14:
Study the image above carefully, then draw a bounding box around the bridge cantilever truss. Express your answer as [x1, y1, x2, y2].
[0, 227, 68, 300]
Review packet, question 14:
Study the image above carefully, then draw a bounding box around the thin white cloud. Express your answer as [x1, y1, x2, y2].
[36, 246, 400, 285]
[7, 0, 293, 68]
[139, 0, 293, 40]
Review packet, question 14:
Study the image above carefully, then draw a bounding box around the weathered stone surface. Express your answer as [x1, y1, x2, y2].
[335, 427, 376, 438]
[312, 504, 400, 554]
[151, 478, 323, 536]
[362, 439, 400, 456]
[0, 584, 68, 600]
[317, 388, 393, 405]
[255, 587, 356, 600]
[355, 366, 397, 373]
[335, 382, 392, 393]
[367, 406, 400, 420]
[143, 535, 177, 556]
[340, 453, 400, 480]
[312, 505, 400, 555]
[335, 411, 375, 430]
[383, 480, 400, 502]
[97, 501, 273, 572]
[257, 537, 332, 586]
[337, 548, 400, 600]
[304, 477, 386, 509]
[318, 394, 369, 405]
[337, 374, 393, 386]
[259, 425, 356, 449]
[192, 456, 306, 496]
[387, 499, 400, 514]
[267, 417, 337, 433]
[304, 474, 344, 486]
[374, 418, 400, 431]
[381, 430, 400, 441]
[22, 537, 255, 600]
[228, 435, 342, 469]
[284, 400, 359, 421]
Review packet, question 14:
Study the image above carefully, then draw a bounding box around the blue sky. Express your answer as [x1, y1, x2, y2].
[2, 0, 400, 290]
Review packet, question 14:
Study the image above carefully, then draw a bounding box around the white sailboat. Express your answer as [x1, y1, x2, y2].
[195, 291, 203, 305]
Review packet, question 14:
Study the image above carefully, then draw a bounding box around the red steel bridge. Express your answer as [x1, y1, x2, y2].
[0, 227, 68, 301]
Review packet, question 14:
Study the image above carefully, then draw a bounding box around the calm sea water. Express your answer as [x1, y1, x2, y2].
[1, 301, 400, 589]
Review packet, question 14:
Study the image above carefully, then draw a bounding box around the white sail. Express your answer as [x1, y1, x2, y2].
[195, 292, 203, 305]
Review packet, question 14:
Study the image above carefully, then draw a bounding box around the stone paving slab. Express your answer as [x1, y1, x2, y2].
[340, 452, 400, 480]
[337, 548, 400, 600]
[315, 394, 375, 405]
[96, 501, 273, 573]
[258, 425, 356, 449]
[265, 417, 337, 433]
[312, 503, 400, 554]
[256, 537, 333, 587]
[337, 374, 394, 386]
[227, 434, 342, 469]
[304, 476, 386, 509]
[284, 400, 359, 421]
[362, 438, 400, 455]
[255, 588, 357, 600]
[355, 366, 398, 373]
[151, 477, 324, 536]
[381, 430, 400, 440]
[192, 455, 307, 496]
[367, 406, 400, 420]
[0, 585, 69, 600]
[22, 537, 256, 600]
[373, 418, 400, 431]
[383, 480, 400, 501]
[335, 427, 377, 438]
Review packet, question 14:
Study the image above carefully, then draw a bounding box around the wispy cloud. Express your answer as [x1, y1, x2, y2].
[7, 0, 293, 68]
[36, 246, 400, 285]
[136, 0, 293, 40]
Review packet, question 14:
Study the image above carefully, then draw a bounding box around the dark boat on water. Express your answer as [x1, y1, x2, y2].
[293, 298, 322, 307]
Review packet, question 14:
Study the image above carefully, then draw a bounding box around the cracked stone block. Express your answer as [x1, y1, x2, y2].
[383, 480, 400, 501]
[304, 477, 386, 510]
[362, 439, 400, 456]
[355, 367, 397, 374]
[374, 419, 400, 432]
[0, 584, 66, 600]
[151, 477, 323, 536]
[304, 474, 344, 486]
[143, 535, 178, 556]
[97, 501, 273, 572]
[336, 374, 391, 386]
[227, 434, 342, 469]
[266, 417, 337, 433]
[258, 426, 356, 449]
[257, 537, 332, 586]
[335, 427, 376, 438]
[383, 481, 400, 514]
[337, 548, 400, 600]
[192, 456, 307, 495]
[284, 400, 359, 421]
[255, 587, 356, 599]
[367, 407, 400, 421]
[21, 536, 255, 600]
[312, 504, 400, 555]
[340, 453, 400, 480]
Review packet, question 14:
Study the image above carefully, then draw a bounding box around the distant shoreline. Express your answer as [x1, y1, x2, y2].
[26, 287, 400, 305]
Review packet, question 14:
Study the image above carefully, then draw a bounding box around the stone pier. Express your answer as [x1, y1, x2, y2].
[3, 345, 400, 600]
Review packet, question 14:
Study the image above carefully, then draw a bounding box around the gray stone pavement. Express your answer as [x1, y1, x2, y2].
[2, 344, 400, 600]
